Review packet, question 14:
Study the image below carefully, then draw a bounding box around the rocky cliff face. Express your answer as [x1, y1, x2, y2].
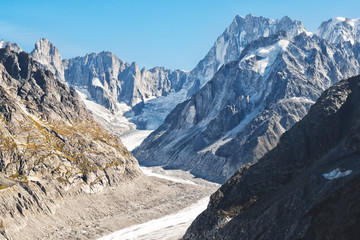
[0, 47, 141, 238]
[315, 17, 360, 44]
[30, 40, 188, 129]
[27, 16, 360, 133]
[29, 15, 305, 130]
[131, 15, 307, 129]
[0, 40, 22, 53]
[183, 75, 360, 240]
[135, 30, 360, 182]
[30, 38, 65, 83]
[64, 52, 187, 109]
[186, 14, 307, 95]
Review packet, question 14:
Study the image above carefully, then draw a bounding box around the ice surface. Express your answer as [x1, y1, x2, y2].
[98, 166, 219, 240]
[140, 167, 197, 186]
[121, 130, 153, 151]
[98, 197, 210, 240]
[322, 168, 352, 180]
[92, 78, 104, 88]
[131, 89, 188, 130]
[241, 40, 289, 76]
[215, 35, 230, 70]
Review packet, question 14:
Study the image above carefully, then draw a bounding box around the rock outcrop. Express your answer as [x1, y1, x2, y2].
[30, 38, 65, 82]
[183, 75, 360, 240]
[0, 46, 141, 238]
[0, 40, 22, 53]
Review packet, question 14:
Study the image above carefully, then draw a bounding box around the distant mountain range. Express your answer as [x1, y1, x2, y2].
[2, 15, 359, 183]
[1, 13, 360, 240]
[135, 15, 360, 182]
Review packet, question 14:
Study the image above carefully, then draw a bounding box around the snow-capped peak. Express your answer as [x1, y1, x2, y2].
[315, 17, 360, 44]
[0, 40, 22, 53]
[189, 15, 307, 90]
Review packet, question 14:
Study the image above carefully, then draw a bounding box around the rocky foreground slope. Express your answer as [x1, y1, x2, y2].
[183, 75, 360, 240]
[0, 46, 141, 238]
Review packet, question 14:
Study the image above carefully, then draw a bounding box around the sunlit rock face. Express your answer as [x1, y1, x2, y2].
[0, 47, 141, 238]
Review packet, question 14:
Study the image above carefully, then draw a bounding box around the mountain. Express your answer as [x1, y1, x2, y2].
[30, 41, 188, 130]
[29, 15, 306, 131]
[134, 30, 360, 182]
[0, 46, 141, 238]
[130, 15, 307, 130]
[183, 75, 360, 240]
[315, 17, 360, 44]
[30, 38, 66, 82]
[0, 40, 22, 53]
[64, 52, 188, 127]
[186, 14, 307, 95]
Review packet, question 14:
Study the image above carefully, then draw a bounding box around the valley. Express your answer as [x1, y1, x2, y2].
[0, 5, 360, 239]
[16, 167, 218, 240]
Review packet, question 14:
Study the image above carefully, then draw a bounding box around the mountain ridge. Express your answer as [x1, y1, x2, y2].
[134, 29, 360, 182]
[183, 75, 360, 239]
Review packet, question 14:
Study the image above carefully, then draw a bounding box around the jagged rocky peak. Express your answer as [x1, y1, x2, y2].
[65, 50, 188, 112]
[30, 38, 66, 82]
[135, 29, 360, 182]
[0, 47, 141, 238]
[128, 14, 309, 131]
[315, 17, 360, 44]
[0, 39, 22, 53]
[187, 14, 307, 93]
[29, 38, 188, 127]
[183, 75, 360, 240]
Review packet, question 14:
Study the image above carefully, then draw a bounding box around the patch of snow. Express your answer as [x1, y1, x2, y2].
[98, 197, 210, 240]
[75, 86, 140, 138]
[185, 105, 196, 125]
[240, 31, 247, 41]
[215, 36, 230, 70]
[140, 167, 197, 186]
[120, 130, 152, 151]
[241, 40, 289, 76]
[92, 78, 104, 88]
[335, 17, 346, 23]
[322, 168, 352, 180]
[279, 97, 315, 104]
[200, 107, 260, 154]
[263, 29, 269, 37]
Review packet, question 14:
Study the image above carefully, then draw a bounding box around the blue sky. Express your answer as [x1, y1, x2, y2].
[1, 0, 359, 70]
